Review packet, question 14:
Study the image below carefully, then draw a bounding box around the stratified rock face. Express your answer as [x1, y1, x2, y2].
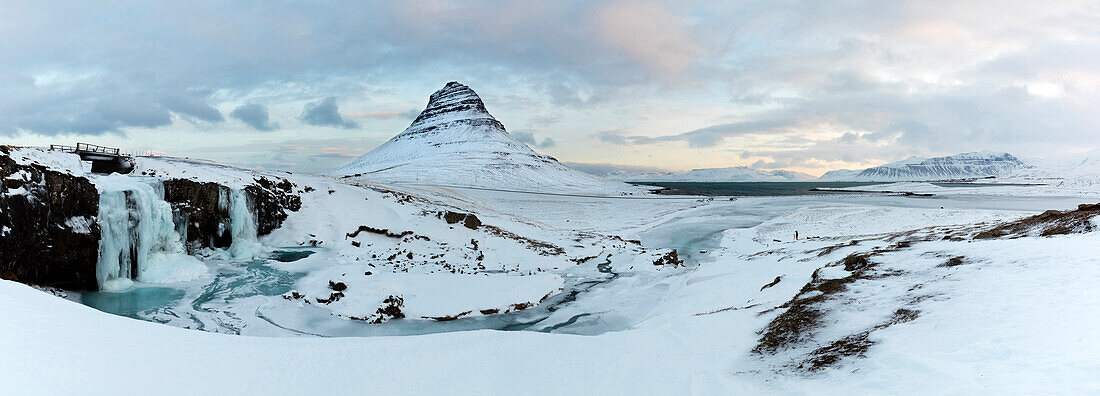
[162, 179, 232, 251]
[328, 82, 632, 194]
[163, 176, 301, 251]
[407, 81, 496, 132]
[0, 147, 100, 289]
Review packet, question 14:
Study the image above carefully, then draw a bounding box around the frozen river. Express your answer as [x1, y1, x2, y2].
[76, 189, 1090, 337]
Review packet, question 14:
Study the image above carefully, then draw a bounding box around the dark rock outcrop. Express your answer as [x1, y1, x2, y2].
[163, 176, 301, 251]
[0, 149, 100, 289]
[162, 179, 232, 251]
[975, 203, 1100, 239]
[442, 211, 481, 230]
[653, 249, 683, 267]
[245, 176, 302, 236]
[346, 225, 413, 239]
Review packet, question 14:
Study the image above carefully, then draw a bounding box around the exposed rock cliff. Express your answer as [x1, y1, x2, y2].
[162, 176, 301, 252]
[0, 147, 100, 289]
[162, 178, 233, 251]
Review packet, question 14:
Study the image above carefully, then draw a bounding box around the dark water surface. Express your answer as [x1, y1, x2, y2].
[633, 181, 884, 196]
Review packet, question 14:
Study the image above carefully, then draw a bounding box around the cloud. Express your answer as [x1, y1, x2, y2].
[346, 109, 420, 120]
[592, 1, 702, 77]
[314, 146, 366, 159]
[300, 97, 358, 129]
[594, 119, 793, 148]
[512, 131, 537, 145]
[512, 130, 556, 149]
[563, 161, 671, 177]
[594, 130, 629, 145]
[1, 1, 1098, 174]
[230, 103, 279, 131]
[158, 93, 224, 124]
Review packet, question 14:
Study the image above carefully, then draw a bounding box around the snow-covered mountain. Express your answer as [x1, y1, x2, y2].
[818, 152, 1030, 181]
[330, 82, 635, 194]
[627, 166, 816, 182]
[1000, 151, 1100, 189]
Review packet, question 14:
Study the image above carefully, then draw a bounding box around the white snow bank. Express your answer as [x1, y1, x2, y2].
[3, 147, 86, 175]
[750, 204, 1017, 241]
[293, 271, 564, 320]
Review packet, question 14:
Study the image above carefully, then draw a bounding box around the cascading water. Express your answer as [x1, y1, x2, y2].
[94, 175, 207, 292]
[228, 188, 263, 259]
[95, 189, 135, 291]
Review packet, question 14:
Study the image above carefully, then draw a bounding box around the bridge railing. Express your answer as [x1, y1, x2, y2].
[75, 143, 120, 155]
[49, 145, 78, 152]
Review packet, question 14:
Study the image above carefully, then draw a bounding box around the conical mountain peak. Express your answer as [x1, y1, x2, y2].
[330, 82, 633, 194]
[409, 81, 494, 127]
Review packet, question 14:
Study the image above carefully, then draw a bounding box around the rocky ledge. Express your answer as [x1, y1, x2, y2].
[163, 176, 302, 252]
[0, 147, 101, 289]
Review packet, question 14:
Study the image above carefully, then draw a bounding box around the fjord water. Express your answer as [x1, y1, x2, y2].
[633, 181, 884, 196]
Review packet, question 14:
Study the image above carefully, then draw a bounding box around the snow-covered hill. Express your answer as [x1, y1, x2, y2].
[818, 152, 1029, 181]
[999, 151, 1100, 189]
[330, 82, 639, 194]
[626, 166, 816, 182]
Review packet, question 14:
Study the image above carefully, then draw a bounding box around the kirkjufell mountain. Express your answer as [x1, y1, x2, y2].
[330, 82, 635, 194]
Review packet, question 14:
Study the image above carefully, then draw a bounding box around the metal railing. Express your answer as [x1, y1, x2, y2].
[49, 143, 122, 156]
[48, 144, 78, 152]
[75, 143, 120, 155]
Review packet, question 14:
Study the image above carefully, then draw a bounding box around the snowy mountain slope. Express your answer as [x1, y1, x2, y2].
[999, 151, 1100, 189]
[329, 82, 640, 195]
[818, 152, 1029, 181]
[816, 168, 863, 181]
[627, 166, 816, 182]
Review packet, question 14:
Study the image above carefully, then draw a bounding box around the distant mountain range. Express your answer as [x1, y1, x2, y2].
[818, 152, 1030, 182]
[574, 151, 1040, 183]
[604, 166, 816, 182]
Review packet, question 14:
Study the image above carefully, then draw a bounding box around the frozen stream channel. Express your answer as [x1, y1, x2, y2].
[76, 190, 1087, 337]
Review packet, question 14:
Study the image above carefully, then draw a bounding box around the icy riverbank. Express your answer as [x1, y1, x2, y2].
[4, 192, 1099, 394]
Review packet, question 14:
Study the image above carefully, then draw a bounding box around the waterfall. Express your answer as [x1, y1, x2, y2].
[96, 190, 134, 291]
[227, 188, 263, 259]
[94, 176, 206, 292]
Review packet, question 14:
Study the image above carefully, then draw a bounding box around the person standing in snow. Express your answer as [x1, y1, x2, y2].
[795, 231, 799, 240]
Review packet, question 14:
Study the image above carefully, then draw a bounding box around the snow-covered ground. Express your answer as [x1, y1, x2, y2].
[819, 180, 1100, 198]
[4, 146, 1100, 393]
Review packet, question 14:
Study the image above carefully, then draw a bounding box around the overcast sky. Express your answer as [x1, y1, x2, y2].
[1, 1, 1098, 175]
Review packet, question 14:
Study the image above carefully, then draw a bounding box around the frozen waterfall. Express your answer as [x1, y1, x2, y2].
[227, 188, 263, 259]
[94, 175, 207, 292]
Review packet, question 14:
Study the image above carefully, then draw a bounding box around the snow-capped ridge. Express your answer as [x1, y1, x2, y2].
[400, 81, 498, 137]
[819, 151, 1029, 181]
[625, 166, 815, 182]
